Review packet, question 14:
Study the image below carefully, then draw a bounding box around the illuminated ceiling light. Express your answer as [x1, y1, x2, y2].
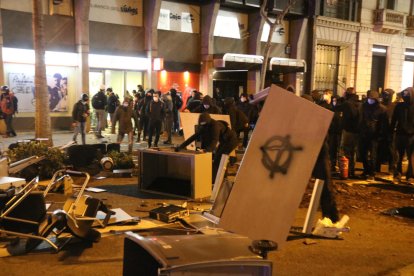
[372, 47, 387, 53]
[2, 47, 79, 66]
[89, 54, 150, 70]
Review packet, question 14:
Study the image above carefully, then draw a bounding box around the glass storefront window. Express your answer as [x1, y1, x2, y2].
[126, 71, 143, 94]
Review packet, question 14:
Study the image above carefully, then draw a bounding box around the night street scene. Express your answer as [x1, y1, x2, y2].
[0, 0, 414, 275]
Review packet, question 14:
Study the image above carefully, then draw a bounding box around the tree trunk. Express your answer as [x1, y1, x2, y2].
[33, 0, 52, 145]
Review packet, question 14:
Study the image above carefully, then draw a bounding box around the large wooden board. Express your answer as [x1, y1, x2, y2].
[179, 112, 231, 150]
[219, 85, 333, 248]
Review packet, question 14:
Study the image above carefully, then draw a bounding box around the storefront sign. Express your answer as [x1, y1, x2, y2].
[89, 0, 143, 27]
[214, 10, 248, 39]
[158, 1, 200, 33]
[261, 20, 289, 44]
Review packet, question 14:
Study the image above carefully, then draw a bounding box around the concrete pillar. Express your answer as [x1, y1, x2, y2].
[247, 11, 264, 94]
[143, 0, 161, 89]
[74, 0, 90, 94]
[200, 0, 220, 96]
[0, 7, 5, 85]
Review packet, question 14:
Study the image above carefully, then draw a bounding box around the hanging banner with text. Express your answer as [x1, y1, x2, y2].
[158, 1, 200, 34]
[89, 0, 143, 27]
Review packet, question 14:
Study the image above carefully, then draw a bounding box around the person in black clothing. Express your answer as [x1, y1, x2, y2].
[137, 84, 145, 98]
[339, 87, 361, 178]
[329, 95, 343, 171]
[170, 88, 183, 133]
[185, 90, 202, 112]
[390, 87, 414, 183]
[147, 92, 165, 148]
[236, 93, 255, 148]
[193, 95, 221, 114]
[359, 91, 389, 180]
[92, 85, 108, 138]
[301, 94, 340, 223]
[106, 88, 119, 126]
[72, 93, 90, 145]
[377, 88, 397, 174]
[176, 112, 238, 179]
[137, 90, 153, 142]
[223, 97, 249, 148]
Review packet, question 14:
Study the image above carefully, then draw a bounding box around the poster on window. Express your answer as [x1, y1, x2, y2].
[9, 73, 35, 113]
[47, 72, 69, 112]
[8, 72, 69, 113]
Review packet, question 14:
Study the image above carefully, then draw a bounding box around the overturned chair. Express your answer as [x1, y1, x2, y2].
[0, 170, 114, 253]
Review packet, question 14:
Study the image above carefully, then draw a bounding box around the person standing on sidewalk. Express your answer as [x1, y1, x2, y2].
[147, 92, 165, 148]
[390, 87, 414, 183]
[162, 92, 173, 145]
[339, 87, 361, 178]
[106, 88, 119, 127]
[359, 91, 389, 180]
[0, 86, 17, 137]
[72, 93, 90, 145]
[112, 98, 134, 153]
[92, 85, 107, 138]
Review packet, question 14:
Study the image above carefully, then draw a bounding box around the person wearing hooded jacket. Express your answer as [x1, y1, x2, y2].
[137, 90, 153, 142]
[359, 91, 389, 180]
[72, 93, 90, 145]
[112, 98, 134, 153]
[146, 93, 165, 148]
[193, 95, 221, 114]
[223, 97, 249, 148]
[176, 112, 238, 179]
[390, 87, 414, 183]
[339, 87, 361, 178]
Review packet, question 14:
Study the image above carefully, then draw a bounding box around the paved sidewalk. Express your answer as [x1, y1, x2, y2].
[0, 129, 185, 153]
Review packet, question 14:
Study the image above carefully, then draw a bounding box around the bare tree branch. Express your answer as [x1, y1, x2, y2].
[259, 0, 297, 91]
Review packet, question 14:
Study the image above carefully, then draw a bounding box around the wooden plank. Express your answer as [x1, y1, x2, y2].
[219, 85, 333, 248]
[303, 179, 324, 234]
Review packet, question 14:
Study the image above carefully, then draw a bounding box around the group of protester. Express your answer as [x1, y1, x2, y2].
[309, 86, 414, 184]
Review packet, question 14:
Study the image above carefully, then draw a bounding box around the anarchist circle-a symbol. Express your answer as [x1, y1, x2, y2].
[260, 135, 303, 179]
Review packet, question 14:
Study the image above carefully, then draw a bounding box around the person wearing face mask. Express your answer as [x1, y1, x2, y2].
[223, 97, 249, 148]
[390, 87, 414, 184]
[146, 92, 165, 148]
[175, 112, 238, 180]
[359, 90, 389, 181]
[376, 89, 397, 174]
[112, 99, 134, 153]
[72, 93, 90, 145]
[339, 87, 361, 178]
[193, 95, 221, 114]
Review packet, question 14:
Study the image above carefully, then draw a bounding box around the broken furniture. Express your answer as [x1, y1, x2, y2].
[138, 148, 212, 199]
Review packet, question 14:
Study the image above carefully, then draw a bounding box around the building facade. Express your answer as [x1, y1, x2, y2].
[1, 0, 413, 130]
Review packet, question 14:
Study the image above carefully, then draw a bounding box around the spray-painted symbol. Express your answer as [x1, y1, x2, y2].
[260, 135, 303, 179]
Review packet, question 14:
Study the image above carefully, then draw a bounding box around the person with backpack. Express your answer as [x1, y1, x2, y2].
[92, 85, 108, 138]
[106, 88, 119, 127]
[0, 86, 17, 137]
[175, 112, 238, 179]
